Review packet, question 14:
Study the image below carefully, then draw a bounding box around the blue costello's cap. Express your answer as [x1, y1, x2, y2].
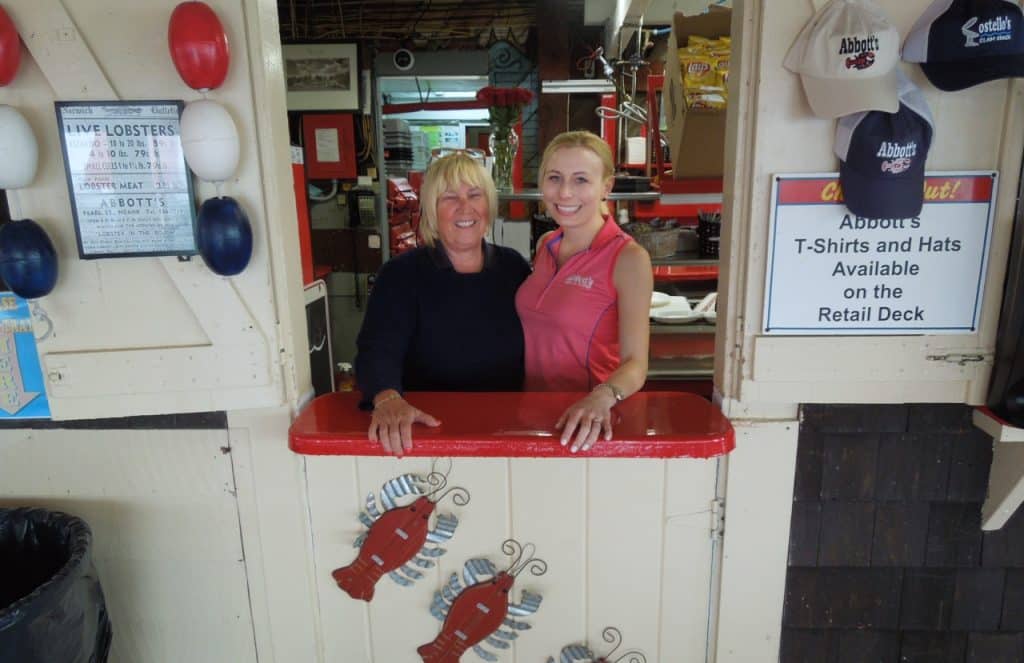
[834, 72, 934, 219]
[903, 0, 1024, 91]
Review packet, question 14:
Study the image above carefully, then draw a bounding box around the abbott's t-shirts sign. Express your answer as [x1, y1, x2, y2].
[763, 172, 996, 335]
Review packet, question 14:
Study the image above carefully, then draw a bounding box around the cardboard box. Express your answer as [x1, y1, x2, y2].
[663, 7, 731, 178]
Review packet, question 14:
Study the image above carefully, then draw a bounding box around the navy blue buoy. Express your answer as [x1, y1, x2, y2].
[0, 218, 58, 299]
[197, 195, 252, 276]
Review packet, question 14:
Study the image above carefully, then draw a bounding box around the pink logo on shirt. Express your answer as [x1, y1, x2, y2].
[564, 274, 595, 289]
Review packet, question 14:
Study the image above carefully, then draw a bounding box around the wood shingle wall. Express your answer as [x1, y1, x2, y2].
[783, 404, 1024, 662]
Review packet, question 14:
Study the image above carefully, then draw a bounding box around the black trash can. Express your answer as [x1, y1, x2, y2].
[0, 508, 112, 663]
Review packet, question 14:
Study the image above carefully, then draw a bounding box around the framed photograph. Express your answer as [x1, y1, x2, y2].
[54, 100, 198, 259]
[283, 43, 360, 111]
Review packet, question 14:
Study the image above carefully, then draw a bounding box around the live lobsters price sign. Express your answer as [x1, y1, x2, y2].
[763, 173, 997, 335]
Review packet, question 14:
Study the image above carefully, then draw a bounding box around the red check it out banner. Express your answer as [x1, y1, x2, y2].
[775, 175, 994, 206]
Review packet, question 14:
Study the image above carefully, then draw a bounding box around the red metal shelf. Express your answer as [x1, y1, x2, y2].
[652, 263, 719, 282]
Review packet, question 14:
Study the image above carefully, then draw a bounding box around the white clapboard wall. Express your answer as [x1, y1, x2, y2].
[0, 0, 306, 420]
[0, 428, 256, 663]
[304, 456, 721, 662]
[720, 0, 1024, 406]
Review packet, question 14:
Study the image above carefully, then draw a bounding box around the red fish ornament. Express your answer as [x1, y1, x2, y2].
[419, 540, 546, 663]
[332, 472, 467, 602]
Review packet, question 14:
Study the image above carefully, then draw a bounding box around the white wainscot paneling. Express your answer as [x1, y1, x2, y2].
[305, 456, 721, 662]
[0, 428, 255, 663]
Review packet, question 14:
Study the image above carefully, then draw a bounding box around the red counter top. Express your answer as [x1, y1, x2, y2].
[289, 391, 734, 459]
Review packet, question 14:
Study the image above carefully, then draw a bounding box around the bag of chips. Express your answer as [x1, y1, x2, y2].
[680, 54, 717, 88]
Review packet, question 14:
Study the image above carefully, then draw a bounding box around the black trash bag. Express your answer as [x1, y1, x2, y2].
[0, 508, 112, 663]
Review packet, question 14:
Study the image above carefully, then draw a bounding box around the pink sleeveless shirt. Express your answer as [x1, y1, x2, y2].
[516, 216, 631, 391]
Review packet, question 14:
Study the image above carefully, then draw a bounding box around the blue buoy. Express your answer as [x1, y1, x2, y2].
[0, 218, 58, 299]
[197, 195, 253, 276]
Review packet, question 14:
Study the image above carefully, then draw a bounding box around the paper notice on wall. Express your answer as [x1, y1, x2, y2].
[763, 172, 997, 335]
[440, 126, 462, 147]
[56, 101, 197, 258]
[314, 128, 341, 163]
[0, 293, 49, 419]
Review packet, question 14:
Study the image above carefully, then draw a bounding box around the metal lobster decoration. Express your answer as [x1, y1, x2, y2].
[546, 626, 648, 663]
[332, 468, 470, 602]
[418, 539, 547, 662]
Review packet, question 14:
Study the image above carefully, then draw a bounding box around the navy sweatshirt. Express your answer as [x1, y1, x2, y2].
[355, 242, 531, 407]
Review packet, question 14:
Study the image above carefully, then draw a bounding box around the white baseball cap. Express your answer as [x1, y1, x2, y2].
[784, 0, 902, 118]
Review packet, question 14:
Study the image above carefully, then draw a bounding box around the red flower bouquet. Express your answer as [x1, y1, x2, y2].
[476, 86, 533, 139]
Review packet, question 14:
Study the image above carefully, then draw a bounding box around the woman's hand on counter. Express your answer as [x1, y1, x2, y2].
[555, 388, 617, 453]
[368, 391, 441, 456]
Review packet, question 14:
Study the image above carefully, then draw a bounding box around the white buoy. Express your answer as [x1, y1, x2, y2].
[0, 105, 38, 189]
[180, 99, 240, 182]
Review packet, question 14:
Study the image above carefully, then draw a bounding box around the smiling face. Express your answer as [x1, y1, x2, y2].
[540, 145, 613, 230]
[435, 181, 489, 255]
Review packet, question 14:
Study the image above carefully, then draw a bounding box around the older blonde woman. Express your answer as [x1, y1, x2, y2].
[355, 152, 531, 455]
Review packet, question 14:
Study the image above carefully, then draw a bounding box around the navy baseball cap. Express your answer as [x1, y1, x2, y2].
[903, 0, 1024, 91]
[835, 73, 934, 218]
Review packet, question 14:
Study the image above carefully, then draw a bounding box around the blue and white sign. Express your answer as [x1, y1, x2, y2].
[0, 292, 49, 419]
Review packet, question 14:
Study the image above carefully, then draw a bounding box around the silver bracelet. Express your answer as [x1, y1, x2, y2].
[594, 382, 624, 402]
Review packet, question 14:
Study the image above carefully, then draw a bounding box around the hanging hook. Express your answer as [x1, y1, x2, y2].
[425, 470, 448, 495]
[31, 301, 54, 342]
[429, 457, 453, 481]
[432, 485, 470, 507]
[425, 457, 451, 497]
[424, 458, 469, 506]
[601, 627, 623, 659]
[600, 626, 647, 663]
[502, 539, 548, 577]
[502, 538, 525, 570]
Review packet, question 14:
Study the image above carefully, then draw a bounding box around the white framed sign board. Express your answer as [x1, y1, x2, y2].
[763, 172, 997, 335]
[55, 100, 198, 259]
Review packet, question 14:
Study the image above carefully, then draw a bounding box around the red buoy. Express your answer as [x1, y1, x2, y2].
[167, 2, 230, 91]
[0, 7, 21, 87]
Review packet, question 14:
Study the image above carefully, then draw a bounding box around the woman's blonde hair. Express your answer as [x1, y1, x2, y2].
[539, 130, 615, 215]
[418, 152, 498, 247]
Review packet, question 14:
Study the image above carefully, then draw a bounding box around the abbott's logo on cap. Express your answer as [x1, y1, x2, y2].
[962, 15, 1014, 47]
[839, 34, 882, 69]
[876, 141, 919, 174]
[876, 141, 918, 158]
[881, 157, 912, 174]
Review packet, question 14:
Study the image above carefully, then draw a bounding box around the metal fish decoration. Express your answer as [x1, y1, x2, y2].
[546, 626, 648, 663]
[332, 470, 469, 601]
[418, 539, 546, 662]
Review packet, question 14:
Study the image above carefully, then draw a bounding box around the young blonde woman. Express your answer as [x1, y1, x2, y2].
[516, 130, 653, 453]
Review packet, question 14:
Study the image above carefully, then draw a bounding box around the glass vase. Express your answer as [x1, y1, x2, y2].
[488, 129, 519, 192]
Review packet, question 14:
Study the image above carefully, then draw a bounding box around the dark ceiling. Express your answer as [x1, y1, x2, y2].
[279, 0, 533, 47]
[277, 0, 585, 49]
